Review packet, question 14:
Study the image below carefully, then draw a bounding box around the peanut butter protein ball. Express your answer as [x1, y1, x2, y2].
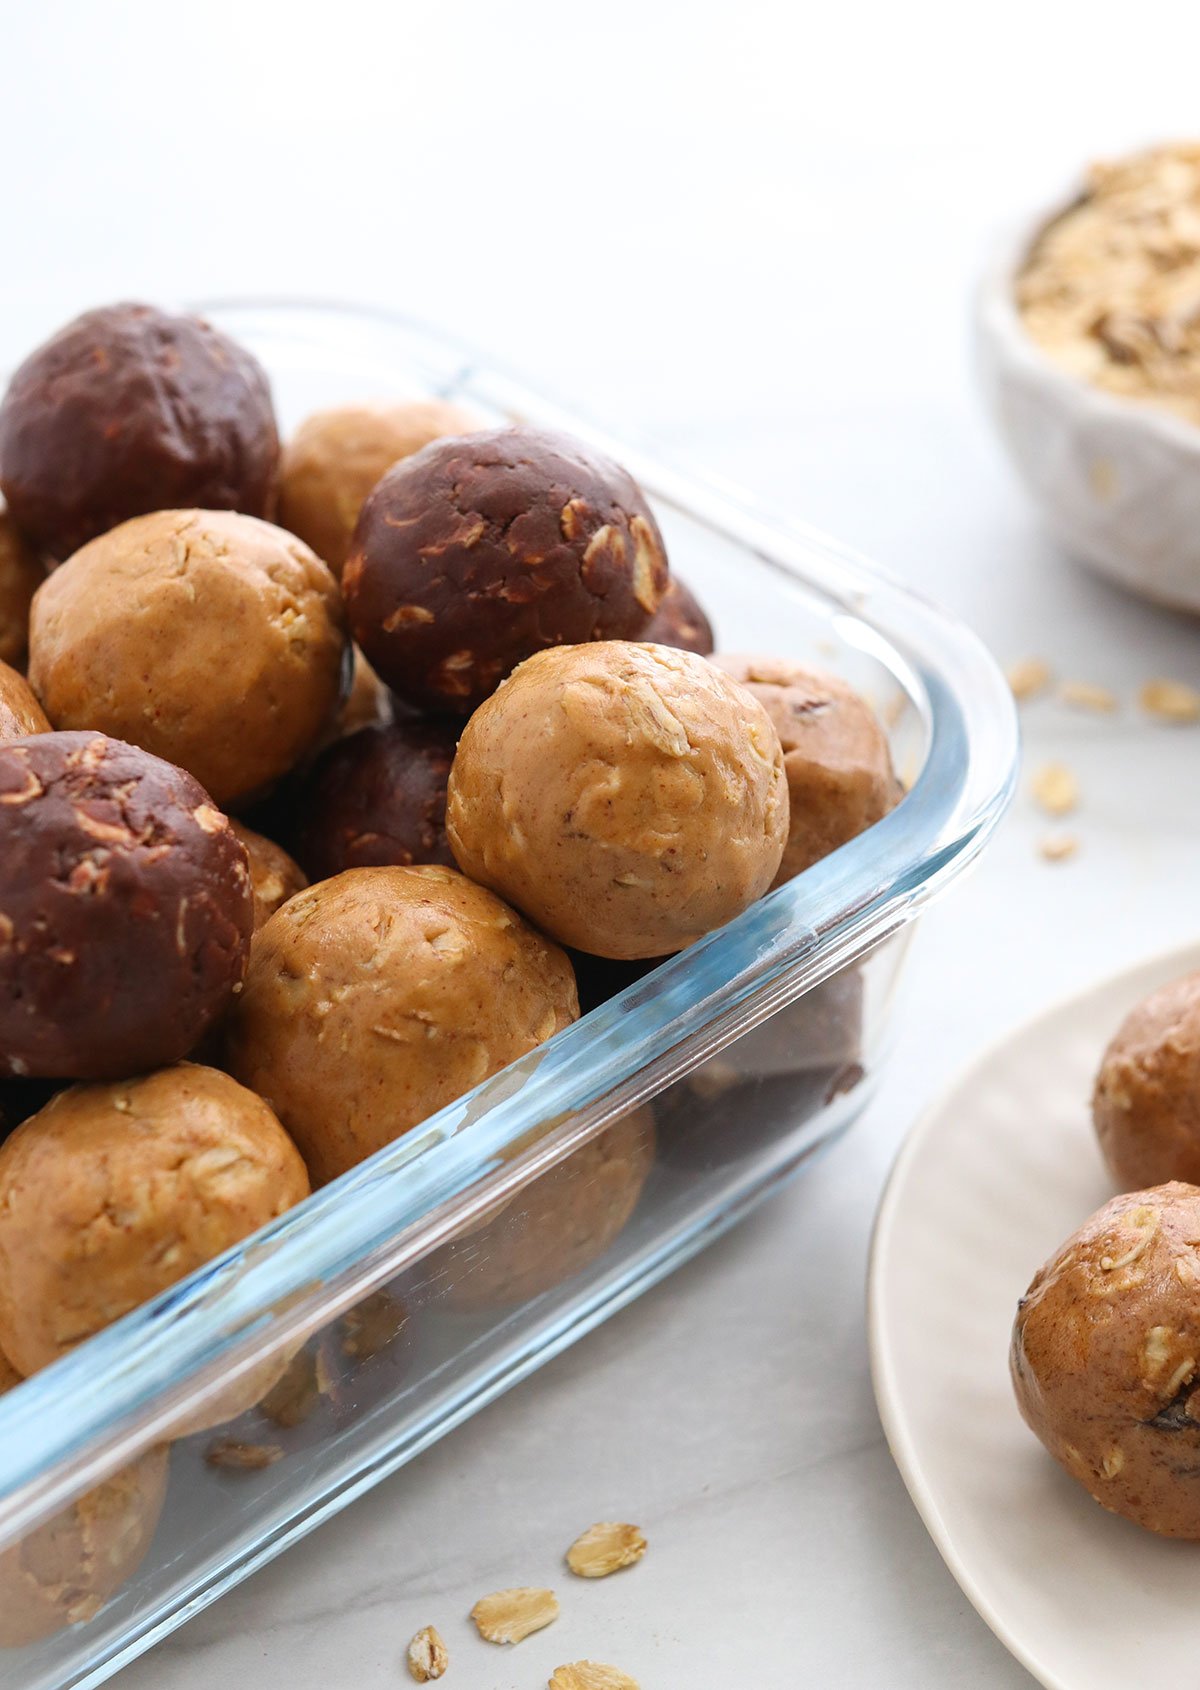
[29, 509, 346, 805]
[225, 865, 578, 1184]
[1012, 1183, 1200, 1537]
[1093, 972, 1200, 1188]
[0, 658, 49, 741]
[0, 733, 253, 1079]
[0, 1065, 309, 1380]
[447, 643, 789, 959]
[0, 1349, 168, 1647]
[278, 398, 480, 576]
[713, 656, 899, 884]
[0, 303, 279, 560]
[343, 426, 669, 714]
[229, 821, 307, 931]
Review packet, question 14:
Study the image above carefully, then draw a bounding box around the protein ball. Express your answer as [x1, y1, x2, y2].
[426, 1107, 655, 1312]
[0, 1348, 168, 1647]
[278, 398, 481, 576]
[291, 718, 457, 882]
[225, 865, 578, 1185]
[29, 509, 347, 805]
[229, 821, 307, 931]
[0, 501, 43, 668]
[0, 1067, 309, 1413]
[713, 655, 899, 885]
[0, 658, 49, 741]
[642, 575, 714, 654]
[0, 733, 253, 1079]
[1011, 1183, 1200, 1538]
[343, 426, 670, 714]
[0, 302, 279, 560]
[1093, 972, 1200, 1188]
[447, 642, 789, 960]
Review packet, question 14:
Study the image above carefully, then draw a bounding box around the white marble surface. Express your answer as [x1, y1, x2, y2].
[5, 5, 1200, 1684]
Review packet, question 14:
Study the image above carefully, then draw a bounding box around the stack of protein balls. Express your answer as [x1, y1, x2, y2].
[0, 301, 903, 1453]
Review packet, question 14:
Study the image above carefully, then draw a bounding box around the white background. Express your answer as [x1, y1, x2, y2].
[5, 3, 1200, 1685]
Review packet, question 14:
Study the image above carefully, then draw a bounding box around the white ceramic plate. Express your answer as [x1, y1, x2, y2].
[870, 940, 1200, 1690]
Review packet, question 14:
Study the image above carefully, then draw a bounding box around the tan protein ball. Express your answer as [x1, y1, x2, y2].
[446, 642, 789, 960]
[1011, 1182, 1200, 1538]
[713, 655, 900, 885]
[427, 1106, 656, 1312]
[0, 501, 43, 669]
[0, 1064, 310, 1384]
[1093, 972, 1200, 1189]
[224, 865, 579, 1185]
[315, 644, 394, 752]
[0, 657, 49, 740]
[229, 821, 307, 931]
[278, 399, 480, 577]
[0, 1351, 169, 1647]
[28, 508, 346, 805]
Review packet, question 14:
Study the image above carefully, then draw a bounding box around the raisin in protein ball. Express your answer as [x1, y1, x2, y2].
[447, 643, 789, 960]
[29, 509, 346, 805]
[713, 655, 900, 885]
[0, 658, 49, 741]
[225, 865, 578, 1185]
[426, 1106, 655, 1312]
[0, 733, 253, 1079]
[0, 1067, 308, 1405]
[0, 303, 279, 560]
[1093, 972, 1200, 1188]
[292, 718, 457, 882]
[278, 398, 480, 576]
[0, 1348, 168, 1646]
[0, 501, 43, 668]
[343, 426, 669, 714]
[642, 575, 714, 655]
[229, 821, 307, 931]
[1011, 1183, 1200, 1538]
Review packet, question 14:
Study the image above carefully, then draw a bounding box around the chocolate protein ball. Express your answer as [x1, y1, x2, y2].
[426, 1106, 655, 1312]
[0, 733, 253, 1079]
[0, 501, 43, 668]
[0, 1065, 309, 1389]
[1012, 1183, 1200, 1538]
[0, 1347, 168, 1646]
[0, 302, 279, 560]
[0, 658, 49, 741]
[291, 718, 457, 882]
[229, 821, 307, 931]
[343, 425, 670, 714]
[713, 655, 900, 885]
[29, 509, 346, 805]
[278, 398, 480, 577]
[447, 642, 789, 960]
[225, 865, 579, 1185]
[642, 575, 714, 654]
[1093, 972, 1200, 1188]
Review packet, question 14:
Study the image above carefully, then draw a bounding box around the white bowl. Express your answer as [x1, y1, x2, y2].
[975, 200, 1200, 613]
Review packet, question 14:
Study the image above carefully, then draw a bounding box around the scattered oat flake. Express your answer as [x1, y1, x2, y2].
[1007, 657, 1052, 700]
[204, 1438, 283, 1471]
[1140, 678, 1200, 722]
[1059, 679, 1118, 713]
[407, 1625, 448, 1681]
[550, 1664, 640, 1690]
[470, 1586, 559, 1645]
[1039, 831, 1079, 864]
[566, 1521, 647, 1579]
[1031, 761, 1079, 816]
